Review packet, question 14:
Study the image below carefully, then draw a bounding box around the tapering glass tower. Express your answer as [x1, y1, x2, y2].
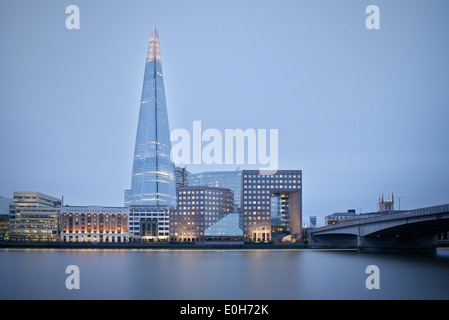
[128, 29, 176, 207]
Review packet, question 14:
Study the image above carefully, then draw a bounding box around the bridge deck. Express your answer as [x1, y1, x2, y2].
[311, 203, 449, 235]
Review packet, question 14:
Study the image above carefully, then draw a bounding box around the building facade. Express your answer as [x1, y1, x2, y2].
[9, 192, 61, 242]
[170, 186, 234, 242]
[325, 209, 357, 226]
[379, 193, 394, 212]
[0, 197, 13, 240]
[187, 170, 242, 212]
[128, 206, 171, 241]
[60, 206, 129, 243]
[175, 166, 190, 195]
[127, 29, 176, 208]
[242, 170, 302, 242]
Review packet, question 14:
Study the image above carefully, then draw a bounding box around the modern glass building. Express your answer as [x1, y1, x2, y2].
[127, 29, 176, 208]
[9, 192, 62, 242]
[174, 166, 190, 195]
[187, 170, 242, 212]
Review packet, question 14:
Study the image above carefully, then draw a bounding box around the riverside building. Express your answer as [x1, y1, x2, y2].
[60, 206, 129, 243]
[9, 192, 61, 242]
[242, 170, 302, 242]
[170, 186, 234, 242]
[128, 205, 171, 241]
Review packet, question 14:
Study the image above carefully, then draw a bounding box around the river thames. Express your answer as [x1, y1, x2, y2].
[1, 248, 449, 300]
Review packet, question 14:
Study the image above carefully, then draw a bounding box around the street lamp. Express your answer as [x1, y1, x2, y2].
[395, 195, 405, 211]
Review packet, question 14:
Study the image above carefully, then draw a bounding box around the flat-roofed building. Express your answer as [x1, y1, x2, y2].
[170, 186, 234, 242]
[242, 170, 302, 242]
[128, 206, 171, 241]
[60, 206, 129, 243]
[0, 196, 13, 240]
[9, 192, 61, 242]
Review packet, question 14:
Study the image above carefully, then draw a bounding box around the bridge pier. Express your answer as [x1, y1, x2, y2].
[357, 235, 438, 253]
[309, 234, 357, 249]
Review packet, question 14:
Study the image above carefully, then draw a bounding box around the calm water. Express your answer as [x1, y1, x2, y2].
[1, 248, 449, 300]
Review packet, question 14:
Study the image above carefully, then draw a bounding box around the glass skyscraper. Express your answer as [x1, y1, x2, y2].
[187, 170, 242, 212]
[127, 29, 176, 208]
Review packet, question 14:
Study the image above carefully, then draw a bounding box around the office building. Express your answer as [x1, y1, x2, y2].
[187, 170, 242, 212]
[128, 205, 171, 241]
[126, 29, 176, 207]
[9, 192, 61, 242]
[242, 170, 302, 242]
[124, 189, 132, 207]
[0, 196, 12, 215]
[170, 186, 234, 242]
[60, 206, 129, 243]
[325, 209, 357, 226]
[175, 166, 190, 195]
[0, 197, 12, 240]
[309, 216, 317, 228]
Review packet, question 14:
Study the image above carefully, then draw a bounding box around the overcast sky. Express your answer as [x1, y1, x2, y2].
[1, 0, 449, 225]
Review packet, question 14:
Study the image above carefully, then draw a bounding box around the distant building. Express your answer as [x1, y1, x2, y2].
[60, 206, 129, 243]
[9, 192, 61, 242]
[379, 193, 394, 212]
[242, 170, 302, 242]
[187, 170, 242, 212]
[309, 216, 317, 228]
[0, 196, 13, 215]
[170, 186, 234, 242]
[128, 205, 172, 241]
[325, 209, 358, 226]
[0, 196, 13, 240]
[124, 189, 132, 207]
[175, 166, 190, 194]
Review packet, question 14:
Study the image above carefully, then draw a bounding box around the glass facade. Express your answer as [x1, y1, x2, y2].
[270, 192, 290, 235]
[187, 171, 242, 212]
[9, 192, 62, 242]
[204, 213, 243, 237]
[129, 29, 176, 208]
[0, 197, 13, 215]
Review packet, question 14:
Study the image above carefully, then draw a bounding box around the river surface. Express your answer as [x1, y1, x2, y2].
[1, 248, 449, 300]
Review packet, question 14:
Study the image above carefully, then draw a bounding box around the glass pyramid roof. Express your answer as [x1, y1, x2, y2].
[204, 213, 243, 237]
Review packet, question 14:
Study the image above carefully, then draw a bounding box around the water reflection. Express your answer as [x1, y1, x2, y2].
[0, 249, 448, 300]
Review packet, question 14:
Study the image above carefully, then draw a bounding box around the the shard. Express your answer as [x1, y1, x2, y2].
[127, 29, 176, 207]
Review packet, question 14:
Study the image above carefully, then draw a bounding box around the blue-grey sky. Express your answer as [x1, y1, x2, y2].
[1, 0, 449, 225]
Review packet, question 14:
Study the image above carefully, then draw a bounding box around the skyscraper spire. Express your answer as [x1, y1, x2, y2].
[127, 29, 176, 207]
[147, 28, 162, 62]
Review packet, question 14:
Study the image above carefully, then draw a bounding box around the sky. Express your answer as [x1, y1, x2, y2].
[1, 0, 449, 225]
